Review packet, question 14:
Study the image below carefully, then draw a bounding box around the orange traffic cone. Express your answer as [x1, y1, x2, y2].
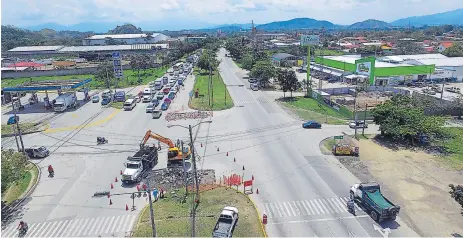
[111, 183, 114, 189]
[126, 204, 129, 211]
[120, 170, 123, 175]
[115, 177, 118, 182]
[107, 192, 111, 198]
[109, 199, 113, 205]
[252, 175, 254, 180]
[136, 185, 140, 191]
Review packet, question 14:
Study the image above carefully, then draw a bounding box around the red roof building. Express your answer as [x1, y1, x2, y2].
[438, 41, 454, 53]
[10, 62, 44, 68]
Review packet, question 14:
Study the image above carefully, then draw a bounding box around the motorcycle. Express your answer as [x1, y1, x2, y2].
[347, 201, 356, 216]
[18, 225, 28, 237]
[97, 137, 108, 145]
[48, 170, 54, 178]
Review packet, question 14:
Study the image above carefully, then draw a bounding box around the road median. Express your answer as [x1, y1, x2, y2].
[189, 70, 234, 111]
[132, 186, 264, 237]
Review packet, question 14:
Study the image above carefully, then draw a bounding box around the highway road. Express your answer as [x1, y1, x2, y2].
[1, 70, 202, 237]
[191, 48, 420, 237]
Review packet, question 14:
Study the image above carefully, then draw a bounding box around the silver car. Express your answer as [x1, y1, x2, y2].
[152, 110, 162, 119]
[146, 103, 155, 113]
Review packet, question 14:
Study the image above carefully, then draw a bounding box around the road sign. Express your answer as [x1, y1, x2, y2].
[301, 35, 320, 46]
[112, 52, 121, 59]
[334, 136, 344, 139]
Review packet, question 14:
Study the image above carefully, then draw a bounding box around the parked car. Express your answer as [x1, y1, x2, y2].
[349, 121, 368, 129]
[302, 120, 322, 129]
[92, 95, 100, 103]
[152, 110, 162, 119]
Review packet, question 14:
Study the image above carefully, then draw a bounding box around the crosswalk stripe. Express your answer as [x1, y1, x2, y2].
[95, 216, 111, 235]
[277, 203, 286, 217]
[324, 198, 337, 213]
[114, 216, 127, 233]
[335, 198, 348, 212]
[75, 218, 89, 236]
[24, 223, 38, 237]
[283, 202, 292, 217]
[54, 220, 69, 237]
[309, 200, 320, 214]
[44, 220, 62, 237]
[88, 217, 101, 235]
[28, 222, 47, 237]
[69, 219, 84, 236]
[294, 201, 305, 216]
[104, 216, 116, 234]
[272, 203, 282, 217]
[61, 219, 77, 237]
[288, 202, 297, 216]
[301, 200, 312, 215]
[125, 215, 137, 232]
[82, 217, 96, 236]
[109, 215, 121, 234]
[318, 199, 330, 214]
[264, 203, 273, 218]
[2, 226, 15, 237]
[304, 200, 315, 215]
[340, 197, 348, 206]
[314, 200, 325, 214]
[39, 222, 53, 237]
[331, 198, 344, 212]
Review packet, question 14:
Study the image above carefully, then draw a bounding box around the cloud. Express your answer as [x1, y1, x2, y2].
[1, 0, 463, 28]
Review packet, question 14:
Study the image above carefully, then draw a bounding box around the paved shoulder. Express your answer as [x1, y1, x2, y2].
[1, 214, 137, 237]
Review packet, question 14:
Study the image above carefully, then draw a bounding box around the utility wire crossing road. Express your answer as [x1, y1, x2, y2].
[264, 197, 362, 219]
[1, 214, 137, 237]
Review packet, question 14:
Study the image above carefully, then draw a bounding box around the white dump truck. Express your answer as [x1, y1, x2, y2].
[53, 93, 77, 112]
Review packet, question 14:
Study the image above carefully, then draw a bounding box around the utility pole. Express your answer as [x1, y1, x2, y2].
[10, 99, 21, 152]
[362, 104, 368, 136]
[181, 140, 188, 195]
[188, 124, 199, 237]
[208, 66, 212, 107]
[146, 178, 157, 237]
[11, 94, 25, 153]
[354, 87, 359, 139]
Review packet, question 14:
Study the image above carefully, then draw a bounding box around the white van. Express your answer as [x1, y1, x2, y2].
[123, 98, 137, 110]
[154, 79, 163, 90]
[143, 88, 153, 102]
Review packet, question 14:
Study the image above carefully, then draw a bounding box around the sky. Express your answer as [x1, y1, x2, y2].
[2, 0, 463, 31]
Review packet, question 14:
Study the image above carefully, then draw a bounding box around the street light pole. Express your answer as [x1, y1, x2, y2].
[146, 178, 157, 237]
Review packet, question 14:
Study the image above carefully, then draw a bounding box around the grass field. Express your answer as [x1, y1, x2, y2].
[1, 163, 39, 204]
[439, 127, 463, 168]
[1, 122, 40, 135]
[132, 187, 263, 237]
[1, 67, 167, 89]
[280, 97, 352, 124]
[189, 70, 233, 111]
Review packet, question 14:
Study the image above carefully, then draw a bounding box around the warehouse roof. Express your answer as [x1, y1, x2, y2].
[415, 57, 463, 67]
[272, 53, 296, 61]
[59, 44, 168, 52]
[8, 46, 65, 52]
[85, 33, 161, 40]
[381, 54, 448, 62]
[322, 56, 414, 68]
[2, 79, 92, 92]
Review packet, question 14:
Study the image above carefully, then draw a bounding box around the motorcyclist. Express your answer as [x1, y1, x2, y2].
[347, 199, 356, 215]
[97, 137, 106, 143]
[17, 221, 28, 233]
[48, 165, 54, 177]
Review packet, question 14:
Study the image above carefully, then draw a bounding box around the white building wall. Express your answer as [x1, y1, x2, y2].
[82, 34, 169, 46]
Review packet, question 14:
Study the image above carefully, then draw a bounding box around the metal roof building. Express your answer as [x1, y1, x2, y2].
[2, 79, 92, 92]
[272, 53, 300, 66]
[58, 44, 168, 52]
[83, 33, 169, 46]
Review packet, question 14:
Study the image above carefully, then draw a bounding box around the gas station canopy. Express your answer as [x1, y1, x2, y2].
[2, 78, 92, 92]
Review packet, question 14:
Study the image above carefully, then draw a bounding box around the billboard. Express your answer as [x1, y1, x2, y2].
[355, 57, 376, 86]
[301, 35, 320, 46]
[356, 62, 371, 76]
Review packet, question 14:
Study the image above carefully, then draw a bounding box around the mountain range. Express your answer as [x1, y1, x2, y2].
[17, 8, 463, 32]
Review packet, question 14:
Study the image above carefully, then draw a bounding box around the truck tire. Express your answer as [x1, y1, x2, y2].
[370, 211, 379, 222]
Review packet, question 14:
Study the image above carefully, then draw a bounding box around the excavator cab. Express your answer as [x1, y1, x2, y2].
[167, 148, 180, 159]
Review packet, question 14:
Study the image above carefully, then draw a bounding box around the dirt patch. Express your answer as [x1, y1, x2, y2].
[336, 137, 463, 236]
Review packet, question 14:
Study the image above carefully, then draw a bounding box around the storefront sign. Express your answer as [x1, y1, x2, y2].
[356, 62, 371, 76]
[301, 35, 320, 46]
[355, 57, 376, 86]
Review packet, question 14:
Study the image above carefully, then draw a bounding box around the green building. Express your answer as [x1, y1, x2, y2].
[314, 55, 436, 86]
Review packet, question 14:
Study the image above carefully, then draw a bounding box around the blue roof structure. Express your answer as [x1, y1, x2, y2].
[2, 78, 92, 92]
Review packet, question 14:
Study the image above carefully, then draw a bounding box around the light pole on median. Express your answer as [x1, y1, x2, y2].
[167, 120, 212, 238]
[224, 84, 244, 105]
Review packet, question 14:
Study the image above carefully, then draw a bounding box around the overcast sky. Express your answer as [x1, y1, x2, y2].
[2, 0, 463, 30]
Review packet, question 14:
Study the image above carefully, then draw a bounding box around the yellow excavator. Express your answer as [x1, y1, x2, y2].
[140, 130, 191, 167]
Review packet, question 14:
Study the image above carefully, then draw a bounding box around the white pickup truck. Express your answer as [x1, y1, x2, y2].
[212, 207, 239, 238]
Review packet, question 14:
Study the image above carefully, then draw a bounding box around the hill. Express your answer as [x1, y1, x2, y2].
[256, 18, 337, 30]
[108, 24, 143, 34]
[391, 8, 463, 26]
[349, 19, 390, 29]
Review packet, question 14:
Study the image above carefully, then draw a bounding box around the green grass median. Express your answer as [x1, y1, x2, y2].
[132, 186, 264, 237]
[1, 163, 39, 204]
[190, 70, 233, 111]
[1, 122, 40, 135]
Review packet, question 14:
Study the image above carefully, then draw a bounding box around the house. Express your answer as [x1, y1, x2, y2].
[437, 41, 454, 53]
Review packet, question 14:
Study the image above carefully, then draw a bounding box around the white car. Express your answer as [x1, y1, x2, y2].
[349, 121, 368, 129]
[146, 103, 155, 113]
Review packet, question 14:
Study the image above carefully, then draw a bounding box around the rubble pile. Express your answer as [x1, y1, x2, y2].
[143, 169, 216, 192]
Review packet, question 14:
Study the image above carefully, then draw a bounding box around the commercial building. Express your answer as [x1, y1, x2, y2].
[314, 55, 437, 86]
[82, 33, 169, 46]
[272, 53, 301, 67]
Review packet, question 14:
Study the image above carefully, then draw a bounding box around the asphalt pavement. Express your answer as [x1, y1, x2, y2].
[189, 48, 420, 237]
[1, 69, 202, 237]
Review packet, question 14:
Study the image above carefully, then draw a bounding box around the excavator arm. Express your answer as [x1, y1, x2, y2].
[140, 130, 175, 148]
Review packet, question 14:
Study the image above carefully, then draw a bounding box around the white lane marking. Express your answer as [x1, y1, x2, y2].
[319, 199, 334, 213]
[70, 219, 86, 236]
[25, 223, 39, 237]
[61, 219, 78, 237]
[304, 200, 316, 215]
[88, 217, 101, 235]
[108, 216, 121, 235]
[82, 218, 96, 236]
[328, 198, 343, 213]
[44, 220, 62, 237]
[282, 202, 293, 217]
[114, 215, 128, 233]
[2, 226, 17, 237]
[313, 199, 325, 214]
[278, 202, 287, 217]
[301, 200, 312, 215]
[295, 201, 305, 216]
[264, 203, 274, 218]
[74, 218, 90, 237]
[288, 201, 297, 216]
[122, 215, 137, 232]
[54, 220, 70, 237]
[37, 222, 53, 237]
[94, 216, 110, 235]
[335, 198, 348, 212]
[29, 222, 48, 237]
